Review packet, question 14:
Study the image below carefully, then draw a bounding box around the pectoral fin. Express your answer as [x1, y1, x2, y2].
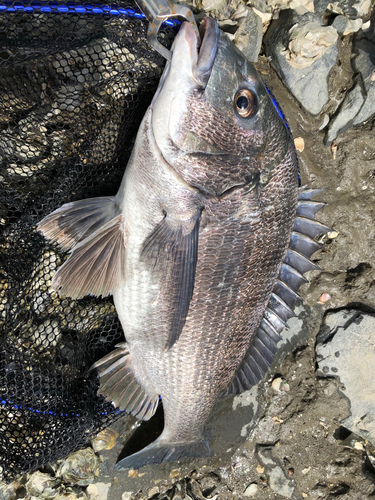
[37, 196, 118, 250]
[51, 215, 126, 299]
[141, 212, 201, 350]
[38, 196, 126, 299]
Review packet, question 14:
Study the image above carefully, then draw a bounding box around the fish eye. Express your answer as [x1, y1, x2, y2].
[234, 89, 257, 118]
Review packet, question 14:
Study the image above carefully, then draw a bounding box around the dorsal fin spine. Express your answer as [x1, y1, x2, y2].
[223, 186, 332, 397]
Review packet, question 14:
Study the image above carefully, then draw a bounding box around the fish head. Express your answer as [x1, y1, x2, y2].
[151, 18, 296, 196]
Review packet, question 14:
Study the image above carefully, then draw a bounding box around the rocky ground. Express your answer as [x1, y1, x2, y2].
[2, 0, 375, 499]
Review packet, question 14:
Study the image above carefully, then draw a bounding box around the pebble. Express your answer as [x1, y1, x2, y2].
[121, 493, 133, 500]
[86, 483, 111, 500]
[294, 137, 304, 152]
[318, 293, 331, 304]
[256, 464, 264, 473]
[272, 377, 283, 391]
[327, 231, 339, 239]
[318, 114, 329, 131]
[244, 483, 258, 496]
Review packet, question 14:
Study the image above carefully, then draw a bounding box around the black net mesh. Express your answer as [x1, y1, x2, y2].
[0, 2, 174, 482]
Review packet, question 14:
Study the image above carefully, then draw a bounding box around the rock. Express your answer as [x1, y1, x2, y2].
[332, 15, 363, 36]
[57, 448, 100, 486]
[54, 493, 87, 500]
[201, 0, 226, 12]
[324, 79, 364, 144]
[351, 26, 375, 124]
[314, 0, 372, 19]
[252, 8, 272, 33]
[316, 310, 375, 445]
[232, 6, 263, 62]
[121, 493, 133, 500]
[0, 482, 19, 500]
[325, 23, 375, 143]
[147, 487, 159, 496]
[86, 483, 111, 500]
[26, 471, 59, 498]
[249, 0, 314, 16]
[264, 10, 338, 115]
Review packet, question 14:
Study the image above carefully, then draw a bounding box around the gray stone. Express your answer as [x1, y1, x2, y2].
[316, 309, 375, 445]
[324, 78, 365, 145]
[352, 30, 375, 125]
[325, 23, 375, 143]
[264, 10, 338, 115]
[233, 6, 263, 62]
[332, 15, 363, 35]
[256, 447, 296, 498]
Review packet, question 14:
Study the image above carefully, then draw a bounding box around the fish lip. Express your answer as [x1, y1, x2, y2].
[193, 17, 219, 87]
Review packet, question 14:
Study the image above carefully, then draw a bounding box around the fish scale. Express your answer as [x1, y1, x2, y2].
[37, 18, 329, 470]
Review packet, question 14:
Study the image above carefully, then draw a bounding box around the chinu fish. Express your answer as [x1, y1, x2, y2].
[38, 17, 329, 470]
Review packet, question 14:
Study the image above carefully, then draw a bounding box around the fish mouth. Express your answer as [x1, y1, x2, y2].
[193, 17, 219, 87]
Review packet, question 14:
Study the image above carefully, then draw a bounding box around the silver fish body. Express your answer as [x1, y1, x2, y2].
[38, 18, 327, 469]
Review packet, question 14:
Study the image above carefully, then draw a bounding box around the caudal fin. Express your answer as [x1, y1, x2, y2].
[115, 437, 210, 470]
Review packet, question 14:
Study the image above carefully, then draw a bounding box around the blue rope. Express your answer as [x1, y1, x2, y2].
[0, 0, 180, 27]
[0, 397, 125, 417]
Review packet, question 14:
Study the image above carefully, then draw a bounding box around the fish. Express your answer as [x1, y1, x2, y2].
[37, 17, 330, 470]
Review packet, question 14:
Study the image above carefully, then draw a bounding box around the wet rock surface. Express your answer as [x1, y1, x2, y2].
[316, 309, 375, 445]
[2, 1, 375, 499]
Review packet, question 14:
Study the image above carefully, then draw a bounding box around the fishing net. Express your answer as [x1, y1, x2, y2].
[0, 1, 175, 481]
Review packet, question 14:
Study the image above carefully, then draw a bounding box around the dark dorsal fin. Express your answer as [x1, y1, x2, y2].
[222, 187, 330, 397]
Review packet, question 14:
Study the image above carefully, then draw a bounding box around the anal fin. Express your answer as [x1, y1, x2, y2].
[90, 343, 159, 421]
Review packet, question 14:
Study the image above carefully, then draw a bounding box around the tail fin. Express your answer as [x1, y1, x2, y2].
[115, 437, 210, 470]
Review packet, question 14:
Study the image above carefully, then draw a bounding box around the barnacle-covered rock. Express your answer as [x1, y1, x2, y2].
[264, 10, 338, 114]
[56, 448, 100, 486]
[26, 471, 59, 498]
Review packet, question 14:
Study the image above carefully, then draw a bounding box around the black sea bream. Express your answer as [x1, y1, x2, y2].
[38, 17, 329, 470]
